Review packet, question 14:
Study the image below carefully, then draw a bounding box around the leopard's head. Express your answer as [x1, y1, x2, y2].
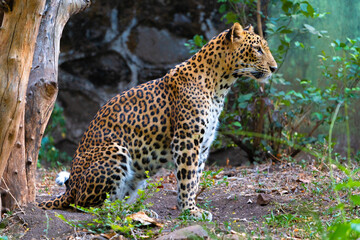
[225, 22, 277, 83]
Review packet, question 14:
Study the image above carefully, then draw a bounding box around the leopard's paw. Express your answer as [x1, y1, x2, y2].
[187, 208, 213, 221]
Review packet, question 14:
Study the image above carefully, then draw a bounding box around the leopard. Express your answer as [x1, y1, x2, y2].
[38, 22, 277, 220]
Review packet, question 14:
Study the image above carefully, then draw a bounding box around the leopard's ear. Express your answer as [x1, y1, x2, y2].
[244, 24, 254, 33]
[226, 22, 244, 42]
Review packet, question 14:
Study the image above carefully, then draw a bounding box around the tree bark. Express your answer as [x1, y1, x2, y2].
[0, 0, 46, 207]
[1, 111, 28, 212]
[1, 0, 91, 211]
[24, 0, 91, 206]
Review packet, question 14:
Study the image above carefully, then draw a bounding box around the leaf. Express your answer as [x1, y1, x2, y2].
[223, 11, 238, 24]
[350, 195, 360, 205]
[306, 3, 315, 17]
[100, 232, 118, 239]
[238, 93, 253, 102]
[351, 222, 360, 233]
[56, 213, 76, 228]
[312, 112, 323, 121]
[232, 122, 242, 127]
[127, 211, 163, 227]
[294, 41, 305, 48]
[304, 24, 323, 37]
[193, 35, 205, 48]
[219, 4, 227, 13]
[328, 223, 351, 239]
[335, 179, 360, 190]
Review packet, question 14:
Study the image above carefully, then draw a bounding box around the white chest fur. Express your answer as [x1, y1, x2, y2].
[199, 97, 224, 165]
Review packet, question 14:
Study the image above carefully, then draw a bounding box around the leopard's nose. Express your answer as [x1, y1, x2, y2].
[269, 66, 277, 73]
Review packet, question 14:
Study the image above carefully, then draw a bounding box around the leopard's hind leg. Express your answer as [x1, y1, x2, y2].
[74, 143, 136, 207]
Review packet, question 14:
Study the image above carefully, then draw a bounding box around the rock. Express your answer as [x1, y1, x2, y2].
[257, 193, 271, 206]
[156, 225, 209, 240]
[223, 234, 243, 240]
[61, 51, 131, 87]
[132, 26, 190, 65]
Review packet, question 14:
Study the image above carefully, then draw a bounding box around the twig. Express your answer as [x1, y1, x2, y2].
[131, 229, 138, 240]
[222, 133, 255, 162]
[195, 187, 206, 203]
[268, 151, 285, 163]
[0, 177, 25, 215]
[256, 0, 263, 38]
[253, 97, 266, 149]
[290, 119, 324, 157]
[292, 107, 312, 132]
[254, 0, 266, 150]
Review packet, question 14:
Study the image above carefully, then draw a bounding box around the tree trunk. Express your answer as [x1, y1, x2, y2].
[1, 111, 28, 212]
[0, 0, 46, 212]
[0, 0, 91, 211]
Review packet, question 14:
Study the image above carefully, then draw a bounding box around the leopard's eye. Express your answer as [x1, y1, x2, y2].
[255, 46, 263, 54]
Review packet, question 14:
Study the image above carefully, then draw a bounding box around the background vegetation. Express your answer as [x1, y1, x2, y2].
[187, 0, 360, 163]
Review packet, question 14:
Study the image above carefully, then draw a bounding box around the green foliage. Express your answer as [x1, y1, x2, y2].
[184, 35, 207, 54]
[265, 212, 301, 228]
[217, 0, 257, 26]
[208, 1, 360, 162]
[199, 169, 229, 189]
[194, 169, 229, 215]
[57, 172, 162, 239]
[328, 220, 360, 240]
[38, 103, 71, 168]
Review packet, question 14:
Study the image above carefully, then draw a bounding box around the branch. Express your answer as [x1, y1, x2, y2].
[290, 119, 324, 157]
[223, 133, 255, 162]
[256, 0, 263, 38]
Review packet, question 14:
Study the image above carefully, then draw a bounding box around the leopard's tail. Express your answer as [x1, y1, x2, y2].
[55, 171, 70, 186]
[38, 191, 74, 210]
[38, 171, 74, 210]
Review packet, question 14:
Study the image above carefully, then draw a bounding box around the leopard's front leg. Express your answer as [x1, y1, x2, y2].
[171, 133, 212, 221]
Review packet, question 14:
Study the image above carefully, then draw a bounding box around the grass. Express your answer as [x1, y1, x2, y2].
[242, 158, 360, 239]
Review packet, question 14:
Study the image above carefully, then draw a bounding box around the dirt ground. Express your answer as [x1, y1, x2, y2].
[0, 157, 323, 239]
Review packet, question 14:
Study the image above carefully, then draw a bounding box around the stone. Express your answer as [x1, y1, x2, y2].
[131, 26, 190, 65]
[257, 193, 271, 206]
[156, 225, 209, 240]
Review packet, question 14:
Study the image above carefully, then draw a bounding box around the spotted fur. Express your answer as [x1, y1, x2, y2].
[38, 23, 277, 220]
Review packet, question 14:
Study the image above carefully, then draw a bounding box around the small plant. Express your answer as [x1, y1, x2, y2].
[43, 212, 50, 238]
[328, 219, 360, 239]
[326, 163, 360, 239]
[195, 169, 229, 203]
[265, 212, 299, 228]
[57, 172, 163, 239]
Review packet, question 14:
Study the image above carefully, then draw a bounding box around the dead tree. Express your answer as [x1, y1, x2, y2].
[0, 0, 90, 213]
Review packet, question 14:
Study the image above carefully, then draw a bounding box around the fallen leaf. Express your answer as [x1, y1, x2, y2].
[101, 232, 117, 239]
[297, 173, 311, 184]
[127, 211, 163, 227]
